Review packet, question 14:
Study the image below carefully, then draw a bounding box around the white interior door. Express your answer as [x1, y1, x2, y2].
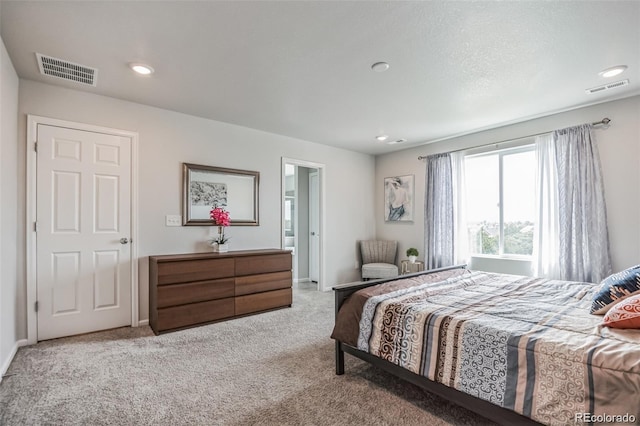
[309, 172, 319, 283]
[36, 124, 132, 341]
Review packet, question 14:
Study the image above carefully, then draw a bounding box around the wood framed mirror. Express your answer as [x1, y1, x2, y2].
[183, 163, 259, 226]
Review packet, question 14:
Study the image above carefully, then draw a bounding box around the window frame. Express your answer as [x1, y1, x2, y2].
[464, 143, 536, 259]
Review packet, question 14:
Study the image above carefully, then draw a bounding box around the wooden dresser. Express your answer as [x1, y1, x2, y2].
[149, 249, 292, 335]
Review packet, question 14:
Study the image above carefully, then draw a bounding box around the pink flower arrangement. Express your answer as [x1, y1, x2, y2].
[210, 206, 231, 244]
[210, 206, 231, 227]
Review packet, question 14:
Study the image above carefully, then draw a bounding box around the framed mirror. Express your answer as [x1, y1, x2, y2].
[183, 163, 259, 226]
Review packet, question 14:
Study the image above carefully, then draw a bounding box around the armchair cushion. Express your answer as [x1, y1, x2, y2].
[362, 263, 399, 280]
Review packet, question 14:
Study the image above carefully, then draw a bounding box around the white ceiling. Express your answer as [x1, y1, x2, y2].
[1, 1, 639, 155]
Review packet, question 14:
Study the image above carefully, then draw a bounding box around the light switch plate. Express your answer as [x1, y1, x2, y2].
[165, 215, 182, 226]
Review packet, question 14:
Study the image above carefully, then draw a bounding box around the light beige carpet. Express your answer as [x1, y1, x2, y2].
[0, 286, 496, 425]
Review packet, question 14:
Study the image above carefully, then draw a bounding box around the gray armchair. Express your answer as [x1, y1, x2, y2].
[360, 240, 399, 280]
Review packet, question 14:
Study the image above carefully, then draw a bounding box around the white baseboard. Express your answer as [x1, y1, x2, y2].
[294, 277, 311, 284]
[137, 319, 149, 327]
[1, 339, 28, 384]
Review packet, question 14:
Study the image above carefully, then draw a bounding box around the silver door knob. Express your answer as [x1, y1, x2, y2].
[120, 238, 130, 244]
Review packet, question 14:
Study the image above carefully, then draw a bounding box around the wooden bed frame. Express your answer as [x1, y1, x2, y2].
[333, 264, 541, 426]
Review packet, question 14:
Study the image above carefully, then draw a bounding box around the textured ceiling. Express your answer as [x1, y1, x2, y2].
[1, 1, 639, 155]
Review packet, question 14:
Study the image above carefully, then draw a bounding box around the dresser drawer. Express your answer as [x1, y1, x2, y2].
[157, 258, 235, 285]
[235, 288, 292, 316]
[235, 271, 292, 296]
[235, 253, 292, 276]
[157, 278, 234, 308]
[157, 298, 234, 331]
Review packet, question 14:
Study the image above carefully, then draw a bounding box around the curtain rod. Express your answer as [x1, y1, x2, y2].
[417, 117, 611, 160]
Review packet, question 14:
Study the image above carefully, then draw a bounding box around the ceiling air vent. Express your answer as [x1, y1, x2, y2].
[36, 53, 98, 87]
[585, 79, 629, 95]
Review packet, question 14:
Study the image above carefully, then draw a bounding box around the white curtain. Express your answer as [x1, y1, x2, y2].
[533, 124, 612, 282]
[424, 153, 454, 269]
[451, 152, 469, 265]
[533, 133, 561, 279]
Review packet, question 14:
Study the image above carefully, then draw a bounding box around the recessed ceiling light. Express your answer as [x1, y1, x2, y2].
[371, 62, 390, 72]
[129, 63, 154, 75]
[599, 65, 627, 78]
[387, 139, 407, 145]
[375, 134, 389, 142]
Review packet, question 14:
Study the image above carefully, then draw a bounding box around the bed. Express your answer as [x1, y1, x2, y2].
[331, 265, 640, 426]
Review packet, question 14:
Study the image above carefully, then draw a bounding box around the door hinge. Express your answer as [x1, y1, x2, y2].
[35, 301, 39, 312]
[34, 142, 38, 152]
[34, 221, 38, 232]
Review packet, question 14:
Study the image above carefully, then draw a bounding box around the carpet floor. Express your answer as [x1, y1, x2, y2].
[0, 286, 496, 425]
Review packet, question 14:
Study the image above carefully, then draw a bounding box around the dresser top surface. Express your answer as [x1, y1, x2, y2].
[149, 248, 292, 263]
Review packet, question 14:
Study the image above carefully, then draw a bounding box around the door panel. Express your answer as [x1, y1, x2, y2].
[51, 251, 80, 314]
[53, 171, 81, 232]
[94, 174, 119, 232]
[93, 250, 120, 309]
[36, 124, 132, 341]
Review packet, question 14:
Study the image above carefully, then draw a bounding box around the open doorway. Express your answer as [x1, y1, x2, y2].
[282, 158, 325, 291]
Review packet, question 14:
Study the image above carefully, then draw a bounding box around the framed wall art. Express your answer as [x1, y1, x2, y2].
[384, 175, 414, 222]
[183, 163, 259, 226]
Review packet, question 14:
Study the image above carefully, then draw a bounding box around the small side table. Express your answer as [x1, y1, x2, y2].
[401, 260, 425, 275]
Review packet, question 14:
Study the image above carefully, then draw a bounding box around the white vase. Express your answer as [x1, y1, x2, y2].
[212, 243, 229, 253]
[409, 255, 417, 263]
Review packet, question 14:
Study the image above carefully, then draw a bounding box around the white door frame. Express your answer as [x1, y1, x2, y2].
[308, 171, 319, 283]
[26, 115, 139, 345]
[281, 158, 327, 291]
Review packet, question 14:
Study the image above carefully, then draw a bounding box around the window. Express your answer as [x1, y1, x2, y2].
[464, 145, 536, 257]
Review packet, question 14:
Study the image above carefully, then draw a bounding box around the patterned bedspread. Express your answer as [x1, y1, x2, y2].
[333, 270, 640, 425]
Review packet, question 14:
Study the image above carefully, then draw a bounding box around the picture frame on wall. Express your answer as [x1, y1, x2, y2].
[384, 175, 414, 222]
[183, 163, 260, 226]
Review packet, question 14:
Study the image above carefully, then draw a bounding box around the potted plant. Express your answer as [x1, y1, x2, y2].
[209, 205, 231, 252]
[406, 247, 419, 263]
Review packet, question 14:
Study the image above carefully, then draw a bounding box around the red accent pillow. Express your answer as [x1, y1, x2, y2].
[603, 294, 640, 329]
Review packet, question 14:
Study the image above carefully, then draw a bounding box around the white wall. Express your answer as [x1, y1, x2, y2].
[0, 35, 20, 379]
[17, 80, 376, 335]
[376, 95, 640, 277]
[10, 75, 638, 346]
